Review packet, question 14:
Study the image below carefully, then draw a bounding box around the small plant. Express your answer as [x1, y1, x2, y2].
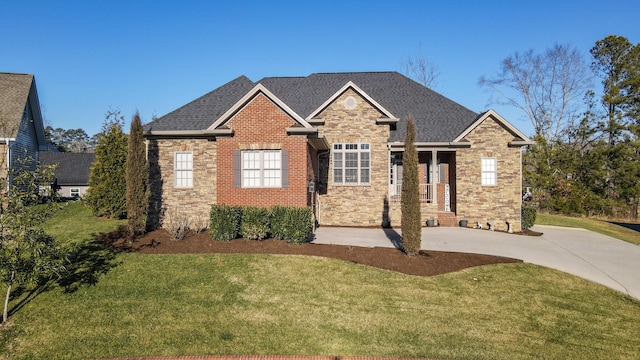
[522, 206, 537, 230]
[163, 208, 190, 240]
[210, 204, 242, 241]
[269, 205, 288, 240]
[240, 206, 270, 240]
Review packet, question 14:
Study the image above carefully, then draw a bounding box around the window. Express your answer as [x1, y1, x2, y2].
[242, 150, 281, 187]
[333, 143, 370, 185]
[175, 152, 193, 188]
[481, 157, 497, 186]
[70, 188, 79, 198]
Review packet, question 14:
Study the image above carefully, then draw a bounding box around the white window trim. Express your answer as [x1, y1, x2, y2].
[481, 157, 497, 186]
[332, 142, 371, 185]
[242, 150, 282, 188]
[174, 151, 193, 188]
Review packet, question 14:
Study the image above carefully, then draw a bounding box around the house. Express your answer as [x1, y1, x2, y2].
[39, 151, 95, 198]
[143, 72, 533, 232]
[0, 72, 48, 185]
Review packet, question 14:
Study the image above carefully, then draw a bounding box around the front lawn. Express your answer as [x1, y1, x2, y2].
[536, 212, 640, 245]
[0, 202, 638, 359]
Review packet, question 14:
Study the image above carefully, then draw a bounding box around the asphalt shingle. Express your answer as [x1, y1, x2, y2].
[144, 72, 481, 142]
[0, 72, 34, 137]
[39, 152, 95, 185]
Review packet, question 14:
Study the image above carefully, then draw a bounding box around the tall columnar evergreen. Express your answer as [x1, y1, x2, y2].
[85, 110, 128, 219]
[401, 116, 422, 255]
[126, 112, 148, 236]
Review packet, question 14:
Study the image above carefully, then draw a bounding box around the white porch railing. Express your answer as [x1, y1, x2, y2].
[389, 184, 431, 203]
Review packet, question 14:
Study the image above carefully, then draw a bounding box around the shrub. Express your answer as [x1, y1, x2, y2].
[283, 207, 313, 244]
[522, 206, 537, 230]
[163, 208, 190, 241]
[240, 206, 270, 240]
[210, 205, 242, 241]
[270, 205, 288, 240]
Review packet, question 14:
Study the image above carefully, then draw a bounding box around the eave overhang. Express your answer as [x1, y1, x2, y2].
[144, 129, 234, 139]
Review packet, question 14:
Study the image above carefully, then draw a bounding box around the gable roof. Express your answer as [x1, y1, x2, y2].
[454, 110, 534, 145]
[0, 72, 38, 137]
[39, 151, 95, 185]
[144, 72, 486, 142]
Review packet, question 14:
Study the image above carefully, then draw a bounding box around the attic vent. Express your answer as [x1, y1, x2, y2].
[343, 96, 357, 110]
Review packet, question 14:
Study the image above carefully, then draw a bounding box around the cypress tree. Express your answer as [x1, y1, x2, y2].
[85, 110, 128, 219]
[126, 112, 148, 236]
[401, 116, 422, 255]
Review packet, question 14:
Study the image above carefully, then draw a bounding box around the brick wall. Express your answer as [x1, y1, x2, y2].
[216, 93, 309, 208]
[316, 89, 390, 226]
[455, 116, 522, 231]
[147, 138, 216, 228]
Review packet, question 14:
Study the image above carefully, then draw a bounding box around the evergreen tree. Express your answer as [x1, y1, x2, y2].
[401, 116, 422, 255]
[85, 110, 128, 219]
[126, 112, 148, 236]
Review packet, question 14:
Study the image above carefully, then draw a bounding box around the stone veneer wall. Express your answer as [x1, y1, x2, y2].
[147, 138, 217, 228]
[456, 116, 522, 231]
[316, 89, 390, 226]
[216, 93, 309, 208]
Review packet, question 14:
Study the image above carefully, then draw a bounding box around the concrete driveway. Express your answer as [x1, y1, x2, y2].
[312, 225, 640, 300]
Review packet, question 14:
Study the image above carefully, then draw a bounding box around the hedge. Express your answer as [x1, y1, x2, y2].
[522, 206, 537, 230]
[240, 206, 270, 240]
[209, 204, 313, 243]
[210, 204, 242, 241]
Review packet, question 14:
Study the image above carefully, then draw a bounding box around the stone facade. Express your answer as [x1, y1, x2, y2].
[455, 115, 522, 231]
[216, 93, 309, 208]
[316, 89, 391, 226]
[147, 138, 217, 228]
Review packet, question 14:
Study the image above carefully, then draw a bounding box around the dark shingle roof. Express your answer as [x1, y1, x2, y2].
[39, 152, 95, 185]
[0, 72, 34, 137]
[143, 76, 255, 131]
[144, 72, 480, 142]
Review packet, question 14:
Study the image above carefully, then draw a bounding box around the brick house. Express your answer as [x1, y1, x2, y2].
[144, 72, 533, 231]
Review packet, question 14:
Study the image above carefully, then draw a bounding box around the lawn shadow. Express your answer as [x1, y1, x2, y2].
[609, 221, 640, 233]
[55, 228, 128, 294]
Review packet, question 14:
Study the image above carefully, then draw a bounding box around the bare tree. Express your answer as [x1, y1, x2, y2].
[402, 47, 440, 89]
[479, 44, 591, 140]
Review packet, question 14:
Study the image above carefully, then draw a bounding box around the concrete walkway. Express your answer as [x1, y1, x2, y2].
[312, 225, 640, 300]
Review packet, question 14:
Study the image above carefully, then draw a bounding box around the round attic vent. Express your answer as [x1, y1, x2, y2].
[343, 96, 357, 110]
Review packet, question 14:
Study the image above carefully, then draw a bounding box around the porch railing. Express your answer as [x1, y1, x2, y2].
[389, 184, 431, 203]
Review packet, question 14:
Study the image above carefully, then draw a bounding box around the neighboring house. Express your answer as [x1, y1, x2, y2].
[39, 151, 95, 198]
[0, 72, 48, 186]
[144, 72, 533, 232]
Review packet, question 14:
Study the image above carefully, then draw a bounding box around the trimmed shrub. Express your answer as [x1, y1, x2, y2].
[240, 206, 270, 240]
[269, 205, 288, 240]
[283, 207, 313, 244]
[210, 204, 242, 241]
[522, 206, 537, 230]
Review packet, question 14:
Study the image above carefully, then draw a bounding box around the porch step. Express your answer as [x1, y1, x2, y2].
[437, 212, 458, 227]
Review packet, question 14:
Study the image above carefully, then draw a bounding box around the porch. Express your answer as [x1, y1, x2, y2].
[387, 150, 458, 226]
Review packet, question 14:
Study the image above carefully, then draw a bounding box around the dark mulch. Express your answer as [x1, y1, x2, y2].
[100, 228, 521, 277]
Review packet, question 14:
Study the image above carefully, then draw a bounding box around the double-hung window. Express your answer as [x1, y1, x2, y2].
[333, 143, 370, 185]
[242, 150, 281, 187]
[175, 152, 193, 188]
[481, 157, 497, 186]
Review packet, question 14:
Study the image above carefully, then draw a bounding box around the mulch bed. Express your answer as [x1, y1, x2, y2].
[101, 228, 521, 277]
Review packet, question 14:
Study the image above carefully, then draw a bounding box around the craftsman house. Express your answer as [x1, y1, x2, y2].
[144, 72, 533, 231]
[0, 72, 48, 186]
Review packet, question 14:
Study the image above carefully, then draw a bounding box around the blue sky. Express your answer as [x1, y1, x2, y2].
[2, 0, 639, 137]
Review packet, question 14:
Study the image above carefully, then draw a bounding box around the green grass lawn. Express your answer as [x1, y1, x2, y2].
[536, 212, 640, 245]
[1, 202, 639, 359]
